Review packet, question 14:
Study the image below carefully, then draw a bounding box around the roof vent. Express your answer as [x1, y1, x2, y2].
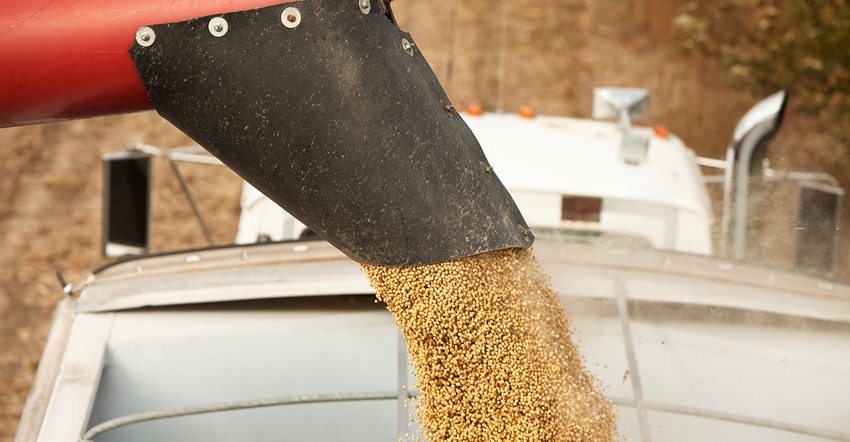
[592, 88, 650, 165]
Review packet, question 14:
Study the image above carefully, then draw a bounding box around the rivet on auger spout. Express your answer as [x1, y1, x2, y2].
[129, 0, 533, 266]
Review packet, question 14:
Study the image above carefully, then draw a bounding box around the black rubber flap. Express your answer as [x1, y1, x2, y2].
[130, 0, 532, 266]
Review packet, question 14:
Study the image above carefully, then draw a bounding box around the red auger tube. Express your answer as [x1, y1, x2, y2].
[0, 0, 285, 128]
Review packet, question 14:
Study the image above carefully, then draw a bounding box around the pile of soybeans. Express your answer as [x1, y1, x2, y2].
[362, 248, 619, 441]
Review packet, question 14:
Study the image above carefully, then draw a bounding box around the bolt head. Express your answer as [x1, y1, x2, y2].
[518, 226, 531, 243]
[401, 38, 414, 56]
[480, 162, 493, 179]
[208, 18, 228, 37]
[135, 26, 156, 47]
[281, 7, 301, 28]
[359, 0, 371, 13]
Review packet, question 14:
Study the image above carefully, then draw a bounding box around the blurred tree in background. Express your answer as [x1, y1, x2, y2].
[675, 0, 850, 122]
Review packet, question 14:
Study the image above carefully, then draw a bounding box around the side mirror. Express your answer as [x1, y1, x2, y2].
[102, 151, 151, 257]
[592, 88, 649, 122]
[592, 88, 651, 165]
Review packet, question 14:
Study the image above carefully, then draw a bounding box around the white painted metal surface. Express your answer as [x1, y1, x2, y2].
[236, 183, 310, 244]
[86, 299, 400, 441]
[78, 241, 368, 313]
[462, 112, 714, 255]
[17, 239, 850, 441]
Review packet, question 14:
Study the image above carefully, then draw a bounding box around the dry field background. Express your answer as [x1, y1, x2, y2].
[1, 0, 847, 439]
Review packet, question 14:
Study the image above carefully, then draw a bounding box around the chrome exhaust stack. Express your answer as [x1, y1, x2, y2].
[130, 0, 532, 266]
[720, 90, 788, 261]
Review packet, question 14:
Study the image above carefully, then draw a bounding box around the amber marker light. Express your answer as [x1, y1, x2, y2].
[519, 106, 536, 119]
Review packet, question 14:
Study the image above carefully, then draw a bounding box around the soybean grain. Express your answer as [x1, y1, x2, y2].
[362, 248, 618, 441]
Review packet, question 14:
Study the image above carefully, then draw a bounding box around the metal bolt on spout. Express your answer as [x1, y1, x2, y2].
[208, 17, 228, 37]
[480, 162, 493, 180]
[135, 26, 156, 47]
[401, 38, 414, 56]
[519, 226, 531, 243]
[359, 0, 371, 14]
[281, 7, 301, 28]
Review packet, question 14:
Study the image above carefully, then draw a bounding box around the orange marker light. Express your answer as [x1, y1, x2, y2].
[519, 106, 535, 119]
[654, 124, 670, 139]
[467, 103, 483, 116]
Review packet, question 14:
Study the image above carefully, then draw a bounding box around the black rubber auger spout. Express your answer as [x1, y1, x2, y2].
[130, 0, 532, 266]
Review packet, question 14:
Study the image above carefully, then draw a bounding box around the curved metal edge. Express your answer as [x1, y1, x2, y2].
[80, 391, 398, 441]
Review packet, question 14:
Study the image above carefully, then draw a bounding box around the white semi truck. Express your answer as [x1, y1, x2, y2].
[15, 88, 850, 442]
